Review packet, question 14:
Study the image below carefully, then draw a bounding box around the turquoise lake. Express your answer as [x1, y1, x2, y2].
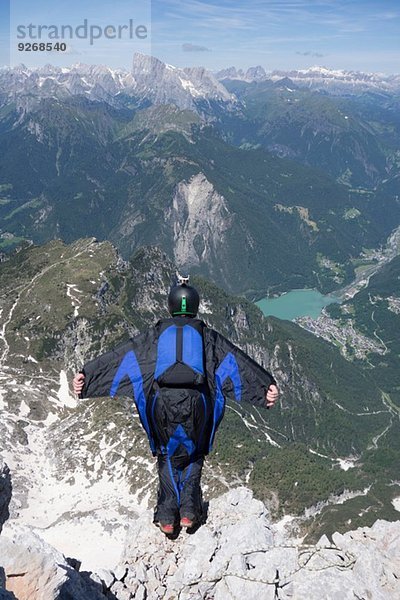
[256, 289, 340, 320]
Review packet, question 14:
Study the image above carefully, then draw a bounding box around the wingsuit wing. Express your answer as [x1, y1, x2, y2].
[79, 329, 158, 451]
[204, 327, 276, 404]
[80, 330, 156, 399]
[203, 327, 276, 450]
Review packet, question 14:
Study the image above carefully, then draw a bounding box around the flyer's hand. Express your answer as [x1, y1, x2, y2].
[266, 384, 279, 408]
[73, 373, 85, 396]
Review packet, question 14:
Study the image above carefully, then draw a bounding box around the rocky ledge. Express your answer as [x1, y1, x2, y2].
[0, 481, 399, 599]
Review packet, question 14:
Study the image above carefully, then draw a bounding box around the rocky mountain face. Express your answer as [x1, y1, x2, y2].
[0, 520, 107, 599]
[2, 59, 398, 119]
[0, 62, 136, 112]
[215, 65, 268, 82]
[169, 173, 234, 272]
[131, 54, 235, 112]
[1, 484, 399, 600]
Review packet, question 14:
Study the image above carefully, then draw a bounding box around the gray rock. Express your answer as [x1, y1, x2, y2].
[171, 173, 234, 270]
[130, 53, 234, 112]
[124, 569, 139, 595]
[124, 582, 139, 596]
[316, 534, 331, 548]
[110, 580, 132, 600]
[89, 573, 103, 586]
[292, 569, 359, 600]
[146, 565, 161, 584]
[155, 585, 166, 598]
[135, 561, 148, 583]
[96, 568, 115, 589]
[113, 564, 128, 581]
[171, 526, 218, 586]
[215, 574, 276, 600]
[0, 526, 107, 599]
[135, 583, 147, 600]
[0, 534, 67, 599]
[1, 485, 399, 600]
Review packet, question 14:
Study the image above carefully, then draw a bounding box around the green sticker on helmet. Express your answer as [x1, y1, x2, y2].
[181, 297, 187, 312]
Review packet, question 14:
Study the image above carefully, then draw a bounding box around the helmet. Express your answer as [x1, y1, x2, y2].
[168, 275, 200, 317]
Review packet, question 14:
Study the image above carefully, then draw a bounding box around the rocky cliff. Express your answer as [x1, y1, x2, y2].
[1, 481, 399, 600]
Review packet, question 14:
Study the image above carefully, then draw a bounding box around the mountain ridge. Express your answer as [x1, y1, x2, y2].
[0, 53, 237, 115]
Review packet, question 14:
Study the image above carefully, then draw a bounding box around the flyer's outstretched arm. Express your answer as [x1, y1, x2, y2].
[73, 330, 157, 400]
[74, 340, 136, 399]
[204, 327, 278, 408]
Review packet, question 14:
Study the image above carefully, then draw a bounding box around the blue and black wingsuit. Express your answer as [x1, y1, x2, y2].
[80, 310, 276, 525]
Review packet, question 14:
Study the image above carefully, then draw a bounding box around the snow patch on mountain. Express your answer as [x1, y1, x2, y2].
[392, 497, 400, 512]
[56, 369, 77, 408]
[2, 415, 151, 571]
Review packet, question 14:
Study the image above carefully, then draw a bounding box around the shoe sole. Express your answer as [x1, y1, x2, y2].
[180, 519, 195, 528]
[157, 523, 174, 535]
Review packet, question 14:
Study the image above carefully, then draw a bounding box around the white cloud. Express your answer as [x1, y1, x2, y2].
[182, 42, 211, 52]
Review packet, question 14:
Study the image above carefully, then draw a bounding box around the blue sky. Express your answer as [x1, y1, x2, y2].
[0, 0, 399, 73]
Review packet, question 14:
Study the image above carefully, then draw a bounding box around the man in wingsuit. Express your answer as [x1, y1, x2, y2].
[73, 277, 279, 535]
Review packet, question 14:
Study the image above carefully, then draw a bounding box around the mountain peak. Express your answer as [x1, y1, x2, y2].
[246, 65, 267, 80]
[129, 53, 234, 108]
[131, 52, 164, 73]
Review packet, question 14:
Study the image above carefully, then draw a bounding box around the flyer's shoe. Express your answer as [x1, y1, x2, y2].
[180, 517, 194, 528]
[159, 523, 174, 534]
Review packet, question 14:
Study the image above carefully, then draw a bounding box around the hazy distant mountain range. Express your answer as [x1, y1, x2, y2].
[216, 64, 400, 93]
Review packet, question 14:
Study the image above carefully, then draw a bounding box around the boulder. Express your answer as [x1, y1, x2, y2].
[0, 526, 106, 600]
